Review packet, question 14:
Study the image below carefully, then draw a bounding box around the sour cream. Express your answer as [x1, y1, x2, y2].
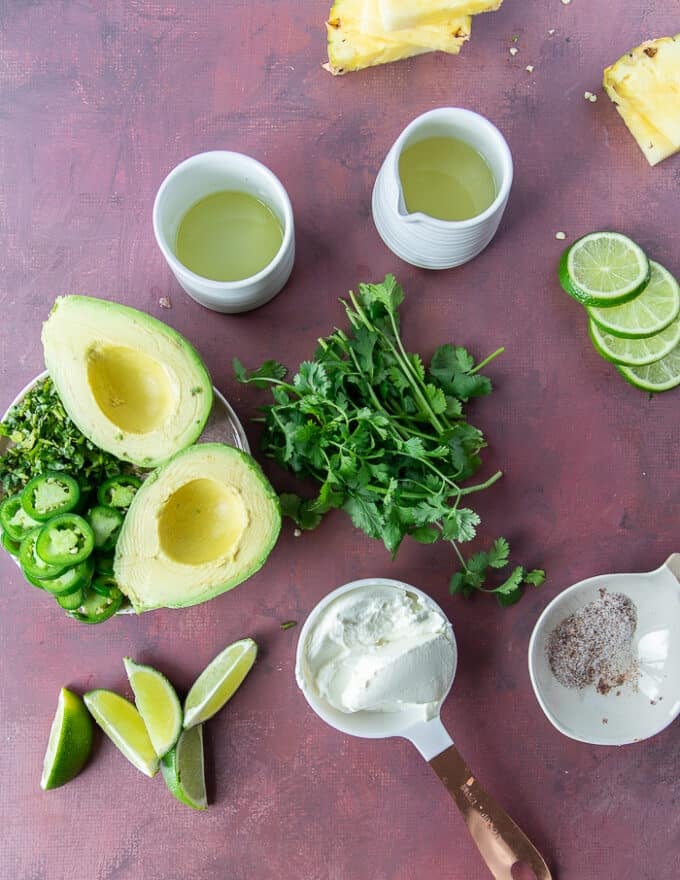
[296, 585, 455, 720]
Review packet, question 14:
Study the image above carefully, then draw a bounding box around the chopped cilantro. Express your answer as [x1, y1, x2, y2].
[0, 376, 132, 496]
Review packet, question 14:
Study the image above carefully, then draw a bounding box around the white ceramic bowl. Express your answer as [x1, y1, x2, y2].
[153, 151, 295, 313]
[372, 108, 513, 270]
[528, 556, 680, 746]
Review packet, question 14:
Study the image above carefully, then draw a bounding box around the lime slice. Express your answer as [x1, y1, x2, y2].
[558, 232, 650, 306]
[589, 314, 680, 366]
[588, 261, 680, 338]
[123, 658, 182, 758]
[41, 688, 93, 790]
[83, 689, 159, 777]
[161, 724, 207, 810]
[617, 343, 680, 392]
[183, 638, 257, 729]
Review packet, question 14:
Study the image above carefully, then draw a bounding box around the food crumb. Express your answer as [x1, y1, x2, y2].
[561, 0, 571, 5]
[525, 64, 535, 72]
[281, 620, 298, 631]
[584, 91, 598, 102]
[555, 231, 567, 240]
[548, 28, 556, 35]
[293, 528, 302, 537]
[510, 47, 519, 56]
[159, 296, 172, 309]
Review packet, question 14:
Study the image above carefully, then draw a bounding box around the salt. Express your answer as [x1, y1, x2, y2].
[546, 589, 639, 694]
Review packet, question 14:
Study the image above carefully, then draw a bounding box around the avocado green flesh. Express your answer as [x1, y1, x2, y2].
[41, 296, 212, 467]
[114, 443, 281, 612]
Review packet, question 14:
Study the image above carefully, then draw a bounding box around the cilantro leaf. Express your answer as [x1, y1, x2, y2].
[233, 358, 288, 388]
[487, 537, 510, 569]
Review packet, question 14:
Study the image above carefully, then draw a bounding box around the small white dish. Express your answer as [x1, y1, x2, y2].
[371, 107, 513, 270]
[153, 151, 295, 313]
[528, 554, 680, 746]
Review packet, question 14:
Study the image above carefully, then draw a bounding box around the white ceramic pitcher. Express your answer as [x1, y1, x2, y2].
[372, 108, 513, 270]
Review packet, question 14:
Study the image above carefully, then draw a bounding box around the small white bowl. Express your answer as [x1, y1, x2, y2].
[153, 151, 295, 313]
[528, 555, 680, 746]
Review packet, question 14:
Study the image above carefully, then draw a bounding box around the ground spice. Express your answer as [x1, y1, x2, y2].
[546, 589, 639, 694]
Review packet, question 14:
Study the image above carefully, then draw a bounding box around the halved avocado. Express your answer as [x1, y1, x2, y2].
[41, 296, 212, 467]
[114, 443, 281, 612]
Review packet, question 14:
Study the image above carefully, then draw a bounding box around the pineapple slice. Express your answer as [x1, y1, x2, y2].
[325, 0, 471, 76]
[604, 34, 680, 165]
[372, 0, 502, 32]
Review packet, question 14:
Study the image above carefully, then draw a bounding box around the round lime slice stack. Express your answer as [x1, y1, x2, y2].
[589, 313, 680, 366]
[559, 231, 650, 306]
[83, 689, 159, 777]
[183, 638, 257, 729]
[41, 688, 94, 790]
[161, 724, 207, 810]
[617, 343, 680, 392]
[123, 658, 182, 758]
[588, 261, 680, 338]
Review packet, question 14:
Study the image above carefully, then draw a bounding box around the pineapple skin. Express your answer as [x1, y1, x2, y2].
[603, 34, 680, 166]
[325, 0, 471, 76]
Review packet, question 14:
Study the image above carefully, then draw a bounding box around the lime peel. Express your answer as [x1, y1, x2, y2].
[41, 687, 94, 791]
[161, 724, 207, 810]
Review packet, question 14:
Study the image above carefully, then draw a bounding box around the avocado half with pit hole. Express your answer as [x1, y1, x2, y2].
[114, 443, 281, 612]
[41, 295, 212, 467]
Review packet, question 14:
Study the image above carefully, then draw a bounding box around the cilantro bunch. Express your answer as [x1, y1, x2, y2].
[235, 275, 544, 605]
[0, 376, 129, 496]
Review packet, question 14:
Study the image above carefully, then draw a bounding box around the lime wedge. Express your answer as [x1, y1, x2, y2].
[617, 343, 680, 392]
[559, 232, 650, 306]
[83, 689, 159, 777]
[123, 658, 182, 758]
[183, 638, 257, 729]
[588, 261, 680, 338]
[41, 687, 93, 790]
[161, 724, 207, 810]
[589, 314, 680, 366]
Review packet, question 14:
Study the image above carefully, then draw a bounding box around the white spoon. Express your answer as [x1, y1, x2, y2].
[528, 554, 680, 745]
[296, 577, 552, 880]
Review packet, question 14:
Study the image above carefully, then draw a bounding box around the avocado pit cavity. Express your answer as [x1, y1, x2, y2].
[157, 478, 248, 565]
[87, 344, 174, 434]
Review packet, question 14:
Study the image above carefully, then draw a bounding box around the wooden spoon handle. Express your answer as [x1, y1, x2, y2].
[429, 745, 552, 880]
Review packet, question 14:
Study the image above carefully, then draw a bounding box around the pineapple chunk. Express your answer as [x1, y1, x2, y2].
[373, 0, 502, 32]
[604, 34, 680, 165]
[325, 0, 471, 75]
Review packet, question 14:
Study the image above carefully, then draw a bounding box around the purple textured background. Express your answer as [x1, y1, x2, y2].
[1, 2, 678, 879]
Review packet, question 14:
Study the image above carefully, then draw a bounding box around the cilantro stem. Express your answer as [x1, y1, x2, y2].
[470, 347, 505, 375]
[346, 290, 446, 434]
[456, 470, 503, 495]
